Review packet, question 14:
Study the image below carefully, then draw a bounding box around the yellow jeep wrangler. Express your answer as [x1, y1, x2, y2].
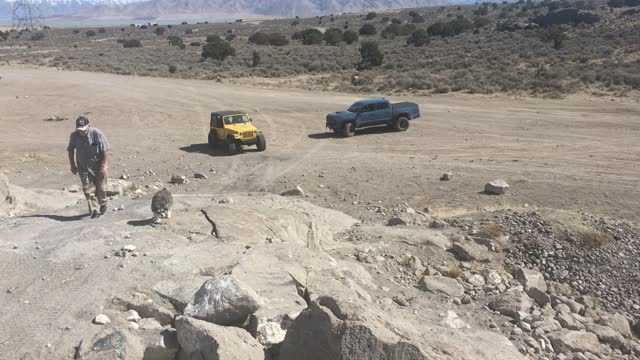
[208, 111, 266, 154]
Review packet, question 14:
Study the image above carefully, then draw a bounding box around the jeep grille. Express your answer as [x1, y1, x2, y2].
[242, 131, 255, 138]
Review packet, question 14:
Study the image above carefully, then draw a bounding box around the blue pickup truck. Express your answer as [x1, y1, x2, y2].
[326, 98, 421, 137]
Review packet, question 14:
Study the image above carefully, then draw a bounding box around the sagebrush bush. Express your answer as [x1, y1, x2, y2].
[123, 39, 142, 48]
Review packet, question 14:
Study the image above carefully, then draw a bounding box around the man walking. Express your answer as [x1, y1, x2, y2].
[67, 116, 111, 218]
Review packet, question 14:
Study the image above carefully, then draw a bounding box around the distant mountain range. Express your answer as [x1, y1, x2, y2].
[0, 0, 453, 22]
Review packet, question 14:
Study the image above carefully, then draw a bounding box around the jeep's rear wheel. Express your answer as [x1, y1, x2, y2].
[341, 122, 355, 137]
[256, 134, 266, 151]
[208, 132, 217, 147]
[394, 117, 410, 132]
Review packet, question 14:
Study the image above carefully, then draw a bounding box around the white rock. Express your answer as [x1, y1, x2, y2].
[441, 310, 470, 329]
[485, 179, 509, 195]
[122, 245, 136, 252]
[93, 314, 111, 325]
[125, 310, 141, 322]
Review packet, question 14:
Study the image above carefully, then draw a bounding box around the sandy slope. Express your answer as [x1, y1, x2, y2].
[0, 66, 639, 221]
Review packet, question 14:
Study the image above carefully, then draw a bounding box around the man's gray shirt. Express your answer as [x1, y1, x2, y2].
[67, 127, 110, 177]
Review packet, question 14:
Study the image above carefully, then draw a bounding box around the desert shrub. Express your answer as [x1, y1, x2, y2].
[248, 31, 270, 45]
[190, 42, 200, 46]
[608, 0, 640, 6]
[291, 20, 300, 26]
[206, 34, 222, 43]
[98, 28, 106, 33]
[358, 40, 384, 70]
[474, 17, 491, 28]
[359, 23, 377, 36]
[202, 37, 235, 61]
[323, 28, 343, 45]
[31, 32, 45, 41]
[116, 38, 125, 43]
[251, 50, 261, 67]
[407, 29, 430, 47]
[392, 18, 402, 24]
[537, 26, 568, 49]
[123, 39, 142, 48]
[181, 21, 188, 25]
[86, 30, 96, 37]
[577, 228, 612, 247]
[72, 29, 80, 34]
[168, 35, 185, 49]
[427, 17, 473, 37]
[343, 30, 359, 44]
[473, 5, 489, 15]
[365, 12, 377, 20]
[478, 223, 503, 239]
[185, 29, 193, 34]
[381, 16, 390, 22]
[268, 33, 289, 46]
[140, 25, 147, 29]
[300, 28, 323, 45]
[448, 263, 463, 278]
[155, 27, 166, 35]
[168, 65, 177, 73]
[292, 31, 302, 40]
[412, 14, 426, 23]
[0, 31, 8, 41]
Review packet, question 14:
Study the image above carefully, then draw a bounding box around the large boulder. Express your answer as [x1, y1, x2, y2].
[280, 296, 526, 360]
[184, 275, 261, 326]
[514, 268, 549, 306]
[488, 287, 533, 320]
[153, 277, 209, 313]
[175, 316, 264, 360]
[418, 276, 465, 297]
[586, 323, 625, 349]
[449, 242, 492, 262]
[597, 313, 633, 339]
[484, 179, 509, 195]
[79, 328, 144, 360]
[547, 330, 602, 354]
[139, 327, 180, 360]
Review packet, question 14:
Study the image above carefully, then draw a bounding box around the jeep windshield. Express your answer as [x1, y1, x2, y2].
[347, 102, 364, 113]
[223, 114, 249, 124]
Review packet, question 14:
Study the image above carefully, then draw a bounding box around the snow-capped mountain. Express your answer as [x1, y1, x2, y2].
[1, 0, 452, 22]
[0, 0, 141, 19]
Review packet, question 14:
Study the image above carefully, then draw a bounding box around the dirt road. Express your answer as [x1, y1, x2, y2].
[1, 66, 639, 221]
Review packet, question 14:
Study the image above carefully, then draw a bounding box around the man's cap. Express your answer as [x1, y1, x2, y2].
[76, 116, 90, 131]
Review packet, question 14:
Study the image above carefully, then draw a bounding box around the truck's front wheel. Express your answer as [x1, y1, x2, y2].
[341, 122, 355, 137]
[394, 117, 410, 132]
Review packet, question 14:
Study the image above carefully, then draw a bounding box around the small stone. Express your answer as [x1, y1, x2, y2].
[122, 245, 136, 252]
[127, 322, 139, 330]
[170, 175, 188, 185]
[461, 295, 472, 304]
[125, 310, 141, 322]
[120, 174, 129, 180]
[67, 184, 81, 193]
[440, 171, 453, 181]
[194, 173, 208, 179]
[430, 219, 447, 229]
[392, 296, 409, 307]
[281, 186, 304, 196]
[93, 314, 111, 325]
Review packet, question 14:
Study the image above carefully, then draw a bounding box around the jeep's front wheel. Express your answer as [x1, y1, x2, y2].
[341, 122, 355, 137]
[256, 134, 266, 151]
[394, 117, 410, 132]
[226, 139, 237, 155]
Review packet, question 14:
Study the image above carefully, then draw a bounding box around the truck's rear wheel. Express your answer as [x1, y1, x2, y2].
[394, 117, 410, 132]
[256, 134, 266, 151]
[341, 122, 355, 137]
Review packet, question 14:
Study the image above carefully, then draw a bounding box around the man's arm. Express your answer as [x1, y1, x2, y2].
[99, 149, 109, 178]
[68, 150, 77, 175]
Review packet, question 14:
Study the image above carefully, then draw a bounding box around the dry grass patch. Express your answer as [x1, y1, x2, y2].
[448, 263, 463, 278]
[477, 222, 503, 239]
[577, 227, 612, 247]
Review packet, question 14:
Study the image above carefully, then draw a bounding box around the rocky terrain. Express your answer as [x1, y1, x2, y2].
[0, 66, 639, 359]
